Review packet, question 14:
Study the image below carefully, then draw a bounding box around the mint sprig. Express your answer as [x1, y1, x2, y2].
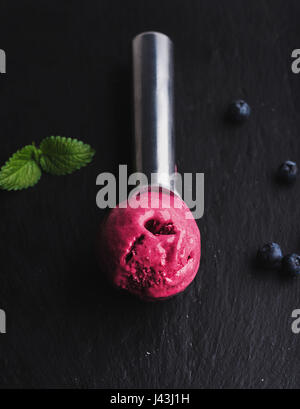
[0, 136, 95, 191]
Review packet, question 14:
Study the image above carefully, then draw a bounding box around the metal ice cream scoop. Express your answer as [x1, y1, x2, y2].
[96, 33, 201, 302]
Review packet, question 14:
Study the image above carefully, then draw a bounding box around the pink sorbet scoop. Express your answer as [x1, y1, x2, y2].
[98, 32, 201, 301]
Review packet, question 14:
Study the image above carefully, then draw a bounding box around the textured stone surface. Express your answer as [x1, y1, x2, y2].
[0, 0, 300, 389]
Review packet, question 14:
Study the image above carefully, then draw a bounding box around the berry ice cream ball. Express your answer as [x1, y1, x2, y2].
[98, 190, 201, 301]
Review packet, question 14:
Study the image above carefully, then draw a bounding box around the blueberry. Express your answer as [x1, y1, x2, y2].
[256, 242, 283, 269]
[227, 100, 251, 122]
[277, 161, 298, 184]
[282, 254, 300, 276]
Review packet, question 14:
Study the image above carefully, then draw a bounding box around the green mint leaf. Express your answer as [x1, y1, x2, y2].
[0, 145, 42, 191]
[39, 136, 95, 175]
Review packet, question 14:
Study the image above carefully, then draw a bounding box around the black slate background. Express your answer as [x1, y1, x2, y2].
[0, 0, 300, 389]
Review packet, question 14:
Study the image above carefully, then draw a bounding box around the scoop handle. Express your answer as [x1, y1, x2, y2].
[132, 32, 175, 191]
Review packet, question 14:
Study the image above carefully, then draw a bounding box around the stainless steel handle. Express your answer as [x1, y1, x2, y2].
[132, 31, 175, 191]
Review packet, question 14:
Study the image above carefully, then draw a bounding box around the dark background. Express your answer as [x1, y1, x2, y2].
[0, 0, 300, 389]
